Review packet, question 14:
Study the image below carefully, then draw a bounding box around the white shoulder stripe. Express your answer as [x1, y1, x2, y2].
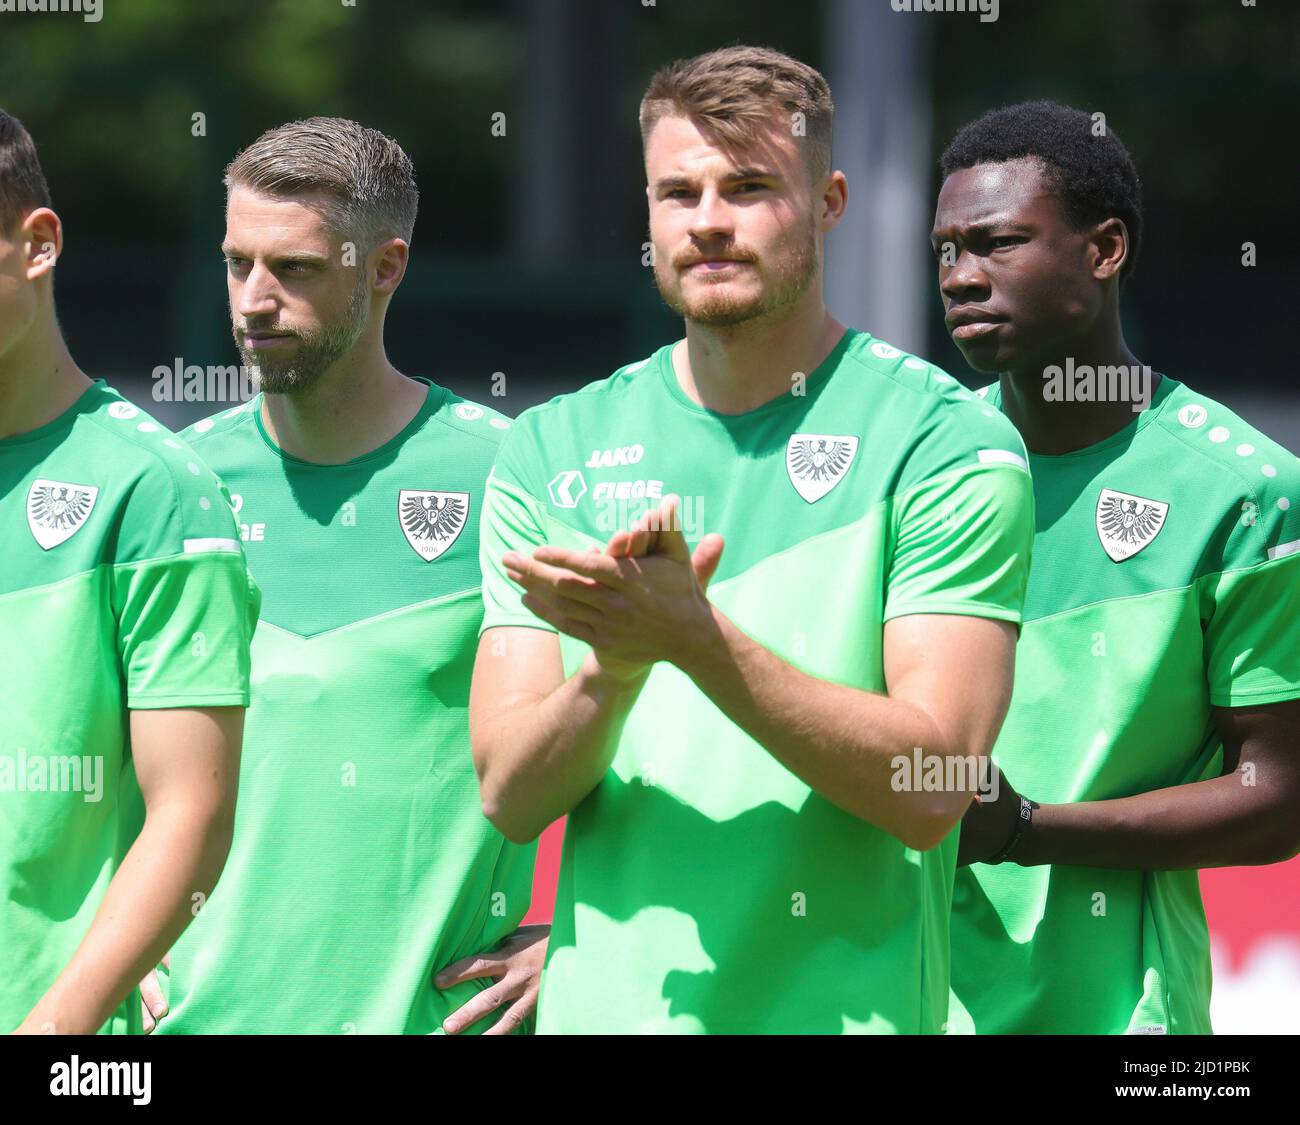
[977, 449, 1029, 472]
[1267, 538, 1300, 562]
[183, 537, 242, 555]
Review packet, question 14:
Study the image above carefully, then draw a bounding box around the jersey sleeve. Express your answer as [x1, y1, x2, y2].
[109, 439, 261, 709]
[1202, 455, 1300, 707]
[479, 421, 558, 636]
[883, 460, 1035, 626]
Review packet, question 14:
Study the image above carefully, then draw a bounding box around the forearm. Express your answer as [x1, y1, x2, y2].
[18, 803, 234, 1035]
[477, 653, 649, 843]
[674, 607, 976, 850]
[1014, 771, 1300, 870]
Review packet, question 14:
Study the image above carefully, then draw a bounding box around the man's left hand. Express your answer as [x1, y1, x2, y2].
[504, 495, 724, 667]
[435, 925, 550, 1036]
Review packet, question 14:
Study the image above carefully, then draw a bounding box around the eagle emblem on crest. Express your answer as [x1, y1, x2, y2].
[1096, 488, 1169, 562]
[786, 434, 859, 503]
[398, 489, 469, 562]
[27, 479, 99, 550]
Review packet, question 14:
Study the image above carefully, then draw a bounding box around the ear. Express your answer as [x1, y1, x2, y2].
[23, 207, 61, 282]
[371, 237, 410, 296]
[1089, 217, 1129, 282]
[818, 170, 848, 233]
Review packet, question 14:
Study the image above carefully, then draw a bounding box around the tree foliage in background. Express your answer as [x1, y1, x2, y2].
[1, 0, 1293, 398]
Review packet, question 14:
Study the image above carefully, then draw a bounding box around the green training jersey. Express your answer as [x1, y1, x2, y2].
[480, 329, 1036, 1033]
[0, 381, 258, 1035]
[948, 375, 1300, 1035]
[158, 380, 536, 1035]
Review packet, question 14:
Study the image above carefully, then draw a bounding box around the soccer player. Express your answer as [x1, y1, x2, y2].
[150, 118, 543, 1036]
[933, 101, 1300, 1034]
[0, 109, 258, 1035]
[470, 46, 1036, 1034]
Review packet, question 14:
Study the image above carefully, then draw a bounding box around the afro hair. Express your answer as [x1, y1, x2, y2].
[940, 100, 1144, 281]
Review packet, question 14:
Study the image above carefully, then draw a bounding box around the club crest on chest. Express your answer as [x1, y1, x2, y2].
[398, 489, 469, 561]
[27, 479, 99, 550]
[1096, 487, 1169, 562]
[786, 434, 859, 503]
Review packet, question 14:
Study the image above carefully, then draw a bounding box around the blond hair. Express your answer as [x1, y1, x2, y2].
[639, 46, 834, 179]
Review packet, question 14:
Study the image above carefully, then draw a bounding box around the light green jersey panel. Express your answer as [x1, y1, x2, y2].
[479, 330, 1035, 1033]
[950, 376, 1300, 1035]
[886, 461, 1034, 624]
[0, 381, 258, 1035]
[481, 471, 556, 634]
[158, 381, 535, 1034]
[1203, 553, 1300, 705]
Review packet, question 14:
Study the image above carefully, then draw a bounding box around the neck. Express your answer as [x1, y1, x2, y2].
[0, 307, 93, 441]
[260, 339, 427, 465]
[673, 285, 847, 415]
[999, 315, 1156, 455]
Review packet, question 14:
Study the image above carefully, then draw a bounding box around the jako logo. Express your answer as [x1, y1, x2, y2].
[548, 470, 587, 509]
[585, 444, 645, 468]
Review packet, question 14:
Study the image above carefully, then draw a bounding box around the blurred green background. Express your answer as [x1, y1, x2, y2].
[1, 0, 1297, 444]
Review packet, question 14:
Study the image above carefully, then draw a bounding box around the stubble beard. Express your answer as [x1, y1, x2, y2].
[655, 217, 819, 329]
[236, 280, 370, 396]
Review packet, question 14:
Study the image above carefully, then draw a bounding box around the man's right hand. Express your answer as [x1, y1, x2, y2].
[957, 764, 1025, 866]
[582, 499, 720, 683]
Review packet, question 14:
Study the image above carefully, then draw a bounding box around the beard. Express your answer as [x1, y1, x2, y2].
[235, 281, 369, 395]
[654, 218, 819, 329]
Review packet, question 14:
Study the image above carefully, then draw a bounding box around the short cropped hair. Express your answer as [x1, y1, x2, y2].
[224, 117, 418, 249]
[640, 46, 835, 180]
[0, 110, 53, 234]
